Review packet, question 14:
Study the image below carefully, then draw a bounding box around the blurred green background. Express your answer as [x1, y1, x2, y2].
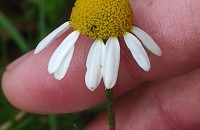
[0, 0, 105, 129]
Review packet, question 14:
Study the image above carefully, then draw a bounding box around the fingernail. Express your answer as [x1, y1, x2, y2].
[6, 51, 33, 70]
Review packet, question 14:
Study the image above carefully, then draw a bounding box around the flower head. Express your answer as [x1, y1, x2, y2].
[34, 0, 162, 91]
[70, 0, 133, 39]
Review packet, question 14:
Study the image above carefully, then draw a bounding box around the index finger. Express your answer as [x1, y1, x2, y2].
[2, 0, 200, 114]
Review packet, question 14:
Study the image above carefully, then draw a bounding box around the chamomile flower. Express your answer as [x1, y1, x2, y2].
[34, 0, 162, 91]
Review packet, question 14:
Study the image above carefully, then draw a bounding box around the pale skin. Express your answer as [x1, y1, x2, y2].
[2, 0, 200, 129]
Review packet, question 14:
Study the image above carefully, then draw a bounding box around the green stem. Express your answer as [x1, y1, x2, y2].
[48, 115, 57, 130]
[106, 89, 115, 130]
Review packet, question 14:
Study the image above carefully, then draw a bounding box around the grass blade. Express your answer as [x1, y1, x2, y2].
[0, 11, 30, 53]
[38, 0, 47, 38]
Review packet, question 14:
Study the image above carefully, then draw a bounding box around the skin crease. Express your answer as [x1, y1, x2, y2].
[1, 0, 200, 129]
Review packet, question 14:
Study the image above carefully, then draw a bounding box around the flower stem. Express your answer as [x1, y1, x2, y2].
[106, 89, 115, 130]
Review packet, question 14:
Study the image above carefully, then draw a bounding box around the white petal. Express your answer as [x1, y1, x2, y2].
[54, 46, 74, 80]
[124, 32, 150, 71]
[48, 30, 80, 74]
[34, 22, 70, 54]
[103, 37, 120, 89]
[131, 26, 162, 56]
[85, 40, 104, 91]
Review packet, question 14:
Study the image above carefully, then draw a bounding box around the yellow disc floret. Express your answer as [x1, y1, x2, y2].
[70, 0, 134, 39]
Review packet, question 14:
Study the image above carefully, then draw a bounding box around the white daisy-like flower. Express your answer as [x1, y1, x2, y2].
[34, 0, 162, 91]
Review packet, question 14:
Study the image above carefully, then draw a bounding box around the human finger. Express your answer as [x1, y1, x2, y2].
[86, 68, 200, 130]
[2, 0, 200, 114]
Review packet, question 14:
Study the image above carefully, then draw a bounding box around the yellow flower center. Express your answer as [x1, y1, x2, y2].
[70, 0, 134, 39]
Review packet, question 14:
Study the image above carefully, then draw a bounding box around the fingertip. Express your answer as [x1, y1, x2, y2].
[6, 51, 33, 71]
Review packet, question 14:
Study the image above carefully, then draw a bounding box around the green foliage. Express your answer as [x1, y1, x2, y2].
[0, 11, 30, 53]
[0, 0, 104, 129]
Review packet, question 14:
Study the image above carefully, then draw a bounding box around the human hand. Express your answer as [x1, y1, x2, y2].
[2, 0, 200, 129]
